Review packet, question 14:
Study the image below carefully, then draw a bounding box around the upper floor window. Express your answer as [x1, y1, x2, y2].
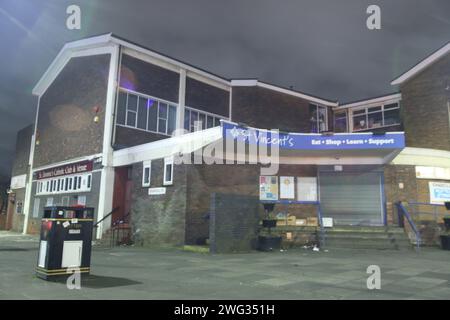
[334, 110, 348, 133]
[116, 89, 177, 136]
[36, 173, 92, 196]
[351, 102, 400, 132]
[309, 104, 328, 133]
[184, 107, 225, 133]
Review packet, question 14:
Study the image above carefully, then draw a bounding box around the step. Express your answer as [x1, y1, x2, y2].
[323, 238, 412, 250]
[323, 232, 409, 240]
[326, 226, 405, 233]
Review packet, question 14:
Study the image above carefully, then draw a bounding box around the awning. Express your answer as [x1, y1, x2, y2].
[112, 121, 405, 167]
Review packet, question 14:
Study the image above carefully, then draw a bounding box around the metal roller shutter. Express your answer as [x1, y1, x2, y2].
[319, 171, 383, 226]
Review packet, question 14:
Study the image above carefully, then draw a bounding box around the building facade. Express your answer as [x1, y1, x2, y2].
[7, 34, 450, 248]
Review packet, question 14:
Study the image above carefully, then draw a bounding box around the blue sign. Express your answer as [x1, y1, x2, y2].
[222, 121, 405, 150]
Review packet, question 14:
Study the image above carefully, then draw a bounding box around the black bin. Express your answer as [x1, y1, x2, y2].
[36, 206, 94, 280]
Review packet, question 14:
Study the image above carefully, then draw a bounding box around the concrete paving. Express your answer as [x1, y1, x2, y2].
[1, 231, 450, 300]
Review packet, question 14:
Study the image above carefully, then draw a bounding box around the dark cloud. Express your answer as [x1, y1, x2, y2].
[0, 0, 449, 177]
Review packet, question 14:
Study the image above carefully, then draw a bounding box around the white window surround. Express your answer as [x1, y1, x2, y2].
[36, 173, 92, 196]
[310, 104, 328, 133]
[163, 157, 174, 186]
[142, 160, 151, 187]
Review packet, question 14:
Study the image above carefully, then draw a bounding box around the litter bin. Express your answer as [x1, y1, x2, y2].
[36, 206, 94, 280]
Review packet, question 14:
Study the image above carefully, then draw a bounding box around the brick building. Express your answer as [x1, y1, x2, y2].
[7, 34, 450, 249]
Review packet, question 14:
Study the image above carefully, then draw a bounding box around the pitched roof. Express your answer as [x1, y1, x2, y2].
[391, 41, 450, 85]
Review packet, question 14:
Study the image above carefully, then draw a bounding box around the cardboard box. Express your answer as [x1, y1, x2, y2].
[306, 217, 318, 226]
[287, 215, 296, 226]
[276, 220, 287, 226]
[295, 218, 307, 226]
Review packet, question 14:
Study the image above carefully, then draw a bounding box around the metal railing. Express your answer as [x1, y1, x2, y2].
[93, 206, 120, 229]
[395, 202, 421, 250]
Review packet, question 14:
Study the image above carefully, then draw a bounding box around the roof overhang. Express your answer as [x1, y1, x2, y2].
[391, 42, 450, 86]
[334, 93, 401, 111]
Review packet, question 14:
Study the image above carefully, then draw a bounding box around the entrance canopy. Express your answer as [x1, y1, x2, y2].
[112, 120, 405, 167]
[221, 121, 405, 165]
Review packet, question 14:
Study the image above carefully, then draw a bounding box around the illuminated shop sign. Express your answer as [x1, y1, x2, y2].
[222, 121, 405, 150]
[36, 160, 93, 180]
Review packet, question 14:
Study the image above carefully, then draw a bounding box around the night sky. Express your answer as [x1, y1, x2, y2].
[0, 0, 449, 179]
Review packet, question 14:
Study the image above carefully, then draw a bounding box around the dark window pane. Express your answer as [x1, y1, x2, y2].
[116, 91, 127, 125]
[87, 175, 91, 189]
[368, 112, 383, 128]
[158, 119, 167, 134]
[190, 111, 198, 131]
[143, 167, 150, 185]
[147, 99, 157, 131]
[309, 104, 318, 133]
[214, 117, 221, 127]
[334, 113, 347, 133]
[159, 103, 168, 119]
[353, 109, 366, 115]
[168, 105, 176, 135]
[384, 103, 399, 110]
[137, 97, 148, 130]
[368, 106, 382, 113]
[78, 177, 81, 189]
[126, 111, 136, 127]
[353, 114, 367, 131]
[184, 109, 190, 131]
[206, 115, 214, 128]
[199, 113, 206, 130]
[165, 164, 172, 182]
[384, 108, 400, 126]
[127, 94, 138, 111]
[318, 106, 327, 132]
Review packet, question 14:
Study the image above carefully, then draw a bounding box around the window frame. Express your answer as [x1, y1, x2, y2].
[350, 101, 401, 132]
[117, 88, 178, 136]
[184, 106, 227, 133]
[35, 173, 93, 196]
[163, 157, 174, 186]
[142, 160, 152, 187]
[309, 104, 328, 133]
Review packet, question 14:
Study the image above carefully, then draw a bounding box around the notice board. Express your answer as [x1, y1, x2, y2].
[280, 176, 295, 199]
[259, 176, 278, 201]
[297, 177, 318, 202]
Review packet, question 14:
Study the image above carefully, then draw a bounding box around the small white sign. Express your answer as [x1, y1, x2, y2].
[62, 221, 70, 228]
[10, 174, 27, 189]
[148, 187, 166, 195]
[322, 217, 334, 228]
[416, 166, 450, 180]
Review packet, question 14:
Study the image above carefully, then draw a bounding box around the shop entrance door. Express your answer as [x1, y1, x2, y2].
[319, 171, 384, 226]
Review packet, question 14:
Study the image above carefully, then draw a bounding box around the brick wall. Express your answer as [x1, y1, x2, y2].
[11, 125, 33, 176]
[185, 77, 229, 117]
[232, 86, 333, 133]
[400, 53, 450, 151]
[209, 193, 260, 253]
[130, 159, 187, 246]
[34, 54, 111, 168]
[114, 126, 167, 149]
[120, 54, 179, 102]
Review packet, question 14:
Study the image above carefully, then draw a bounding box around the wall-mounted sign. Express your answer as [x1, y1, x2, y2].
[222, 121, 405, 150]
[10, 174, 27, 189]
[35, 160, 93, 180]
[259, 176, 278, 201]
[429, 182, 450, 204]
[148, 187, 166, 195]
[416, 166, 450, 180]
[280, 176, 295, 199]
[297, 177, 318, 202]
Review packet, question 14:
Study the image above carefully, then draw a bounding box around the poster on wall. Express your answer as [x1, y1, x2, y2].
[297, 177, 318, 202]
[280, 176, 295, 199]
[259, 176, 278, 201]
[429, 182, 450, 204]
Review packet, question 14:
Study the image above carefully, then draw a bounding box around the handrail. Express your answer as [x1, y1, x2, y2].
[93, 206, 120, 228]
[396, 202, 421, 250]
[407, 202, 445, 207]
[112, 211, 131, 227]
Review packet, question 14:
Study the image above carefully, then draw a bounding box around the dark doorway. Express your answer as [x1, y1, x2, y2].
[112, 166, 133, 226]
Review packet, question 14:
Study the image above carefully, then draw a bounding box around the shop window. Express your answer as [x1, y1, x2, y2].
[334, 110, 348, 133]
[116, 89, 177, 136]
[184, 107, 226, 133]
[163, 157, 174, 186]
[142, 160, 151, 187]
[309, 104, 328, 133]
